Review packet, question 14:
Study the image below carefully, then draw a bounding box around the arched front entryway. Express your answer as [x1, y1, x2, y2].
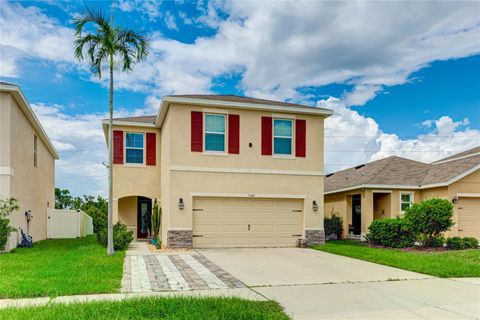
[118, 196, 152, 239]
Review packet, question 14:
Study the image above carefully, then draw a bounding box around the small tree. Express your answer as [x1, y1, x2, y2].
[324, 210, 344, 239]
[0, 198, 19, 251]
[151, 199, 161, 242]
[404, 198, 454, 248]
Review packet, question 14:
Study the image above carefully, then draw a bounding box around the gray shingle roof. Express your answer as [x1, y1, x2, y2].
[112, 115, 157, 124]
[432, 146, 480, 163]
[325, 147, 480, 192]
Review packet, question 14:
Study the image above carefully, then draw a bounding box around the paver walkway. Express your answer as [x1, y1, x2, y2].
[122, 242, 244, 293]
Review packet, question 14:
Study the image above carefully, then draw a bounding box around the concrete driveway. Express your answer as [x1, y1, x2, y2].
[198, 248, 480, 320]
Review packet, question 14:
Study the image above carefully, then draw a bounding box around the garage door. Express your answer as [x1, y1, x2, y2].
[193, 197, 303, 248]
[457, 197, 480, 239]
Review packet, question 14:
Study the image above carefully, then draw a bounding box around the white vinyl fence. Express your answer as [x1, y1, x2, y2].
[47, 209, 94, 239]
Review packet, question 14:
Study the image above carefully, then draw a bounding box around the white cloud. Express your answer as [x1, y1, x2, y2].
[165, 11, 178, 30]
[321, 98, 480, 171]
[118, 0, 161, 21]
[0, 2, 75, 78]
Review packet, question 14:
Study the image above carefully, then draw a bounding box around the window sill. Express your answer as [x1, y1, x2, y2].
[123, 163, 147, 168]
[203, 151, 228, 157]
[273, 154, 296, 160]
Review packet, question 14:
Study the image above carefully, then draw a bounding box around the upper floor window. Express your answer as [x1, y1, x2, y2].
[400, 192, 414, 213]
[33, 134, 38, 167]
[273, 119, 293, 155]
[125, 132, 144, 164]
[204, 113, 226, 152]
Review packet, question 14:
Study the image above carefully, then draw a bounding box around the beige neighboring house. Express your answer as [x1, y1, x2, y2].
[102, 95, 333, 249]
[0, 82, 59, 250]
[324, 147, 480, 240]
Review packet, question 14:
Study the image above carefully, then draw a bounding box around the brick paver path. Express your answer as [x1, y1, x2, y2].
[122, 251, 245, 293]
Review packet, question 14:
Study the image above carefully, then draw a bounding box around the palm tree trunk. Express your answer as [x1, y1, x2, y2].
[107, 53, 114, 256]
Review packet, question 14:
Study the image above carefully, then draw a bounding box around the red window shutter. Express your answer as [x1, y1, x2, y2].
[113, 130, 123, 164]
[191, 111, 203, 152]
[295, 119, 306, 157]
[228, 114, 240, 154]
[261, 117, 272, 155]
[146, 132, 156, 165]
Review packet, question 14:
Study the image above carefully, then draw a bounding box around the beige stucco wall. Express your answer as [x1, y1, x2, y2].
[325, 170, 480, 238]
[162, 103, 326, 241]
[1, 92, 55, 244]
[111, 125, 161, 228]
[0, 93, 12, 199]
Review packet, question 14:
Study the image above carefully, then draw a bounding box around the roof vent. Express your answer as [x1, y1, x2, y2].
[326, 173, 334, 177]
[354, 164, 365, 170]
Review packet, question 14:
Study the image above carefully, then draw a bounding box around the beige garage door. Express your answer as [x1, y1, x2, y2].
[458, 197, 480, 239]
[193, 197, 303, 248]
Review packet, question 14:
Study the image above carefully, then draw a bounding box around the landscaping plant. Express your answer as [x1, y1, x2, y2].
[446, 237, 465, 250]
[462, 237, 479, 249]
[74, 7, 149, 256]
[151, 199, 161, 247]
[404, 198, 454, 248]
[366, 217, 415, 248]
[324, 211, 344, 239]
[0, 198, 19, 251]
[97, 222, 133, 251]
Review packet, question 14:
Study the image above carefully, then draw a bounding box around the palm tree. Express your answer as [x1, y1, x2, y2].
[73, 7, 149, 255]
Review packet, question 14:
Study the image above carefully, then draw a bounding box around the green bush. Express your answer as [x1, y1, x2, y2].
[85, 206, 107, 233]
[446, 237, 465, 250]
[324, 212, 344, 239]
[429, 236, 445, 248]
[367, 217, 415, 248]
[462, 237, 479, 249]
[97, 222, 133, 250]
[0, 219, 12, 251]
[404, 198, 454, 248]
[0, 198, 19, 251]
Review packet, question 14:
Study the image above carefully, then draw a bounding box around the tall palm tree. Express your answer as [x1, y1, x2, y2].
[73, 7, 149, 255]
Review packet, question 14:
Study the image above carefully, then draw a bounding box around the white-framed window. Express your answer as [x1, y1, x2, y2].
[125, 132, 144, 164]
[204, 113, 226, 152]
[400, 192, 414, 213]
[273, 118, 293, 156]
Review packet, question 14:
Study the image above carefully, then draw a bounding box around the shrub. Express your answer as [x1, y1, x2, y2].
[85, 206, 107, 233]
[429, 236, 445, 248]
[446, 237, 464, 250]
[404, 198, 454, 248]
[367, 217, 415, 248]
[97, 222, 133, 250]
[151, 199, 161, 240]
[462, 237, 479, 249]
[324, 212, 343, 239]
[0, 198, 19, 251]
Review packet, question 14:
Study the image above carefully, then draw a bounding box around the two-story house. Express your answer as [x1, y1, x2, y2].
[102, 95, 332, 249]
[0, 82, 58, 250]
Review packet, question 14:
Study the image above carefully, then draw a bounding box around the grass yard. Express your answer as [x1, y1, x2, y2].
[313, 240, 480, 278]
[0, 297, 289, 320]
[0, 236, 125, 298]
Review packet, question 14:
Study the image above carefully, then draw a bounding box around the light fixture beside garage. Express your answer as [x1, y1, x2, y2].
[178, 198, 185, 210]
[312, 200, 318, 211]
[452, 197, 458, 204]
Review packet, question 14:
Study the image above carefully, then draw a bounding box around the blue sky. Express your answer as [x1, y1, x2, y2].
[1, 0, 479, 196]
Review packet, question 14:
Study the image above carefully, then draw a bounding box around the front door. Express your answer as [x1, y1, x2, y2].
[137, 197, 152, 238]
[352, 195, 361, 235]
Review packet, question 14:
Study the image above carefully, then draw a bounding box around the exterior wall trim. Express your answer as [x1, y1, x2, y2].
[372, 189, 392, 193]
[102, 119, 156, 128]
[191, 192, 307, 199]
[0, 167, 14, 176]
[456, 193, 480, 198]
[171, 165, 323, 176]
[156, 96, 333, 127]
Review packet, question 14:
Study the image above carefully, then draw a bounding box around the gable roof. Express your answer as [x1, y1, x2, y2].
[102, 94, 333, 129]
[431, 146, 480, 164]
[0, 82, 59, 159]
[325, 147, 480, 194]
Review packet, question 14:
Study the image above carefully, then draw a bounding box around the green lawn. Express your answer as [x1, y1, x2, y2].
[313, 240, 480, 278]
[0, 236, 125, 298]
[0, 297, 289, 320]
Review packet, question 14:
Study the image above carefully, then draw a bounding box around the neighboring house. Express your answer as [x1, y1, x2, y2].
[102, 95, 332, 249]
[324, 147, 480, 239]
[0, 82, 59, 250]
